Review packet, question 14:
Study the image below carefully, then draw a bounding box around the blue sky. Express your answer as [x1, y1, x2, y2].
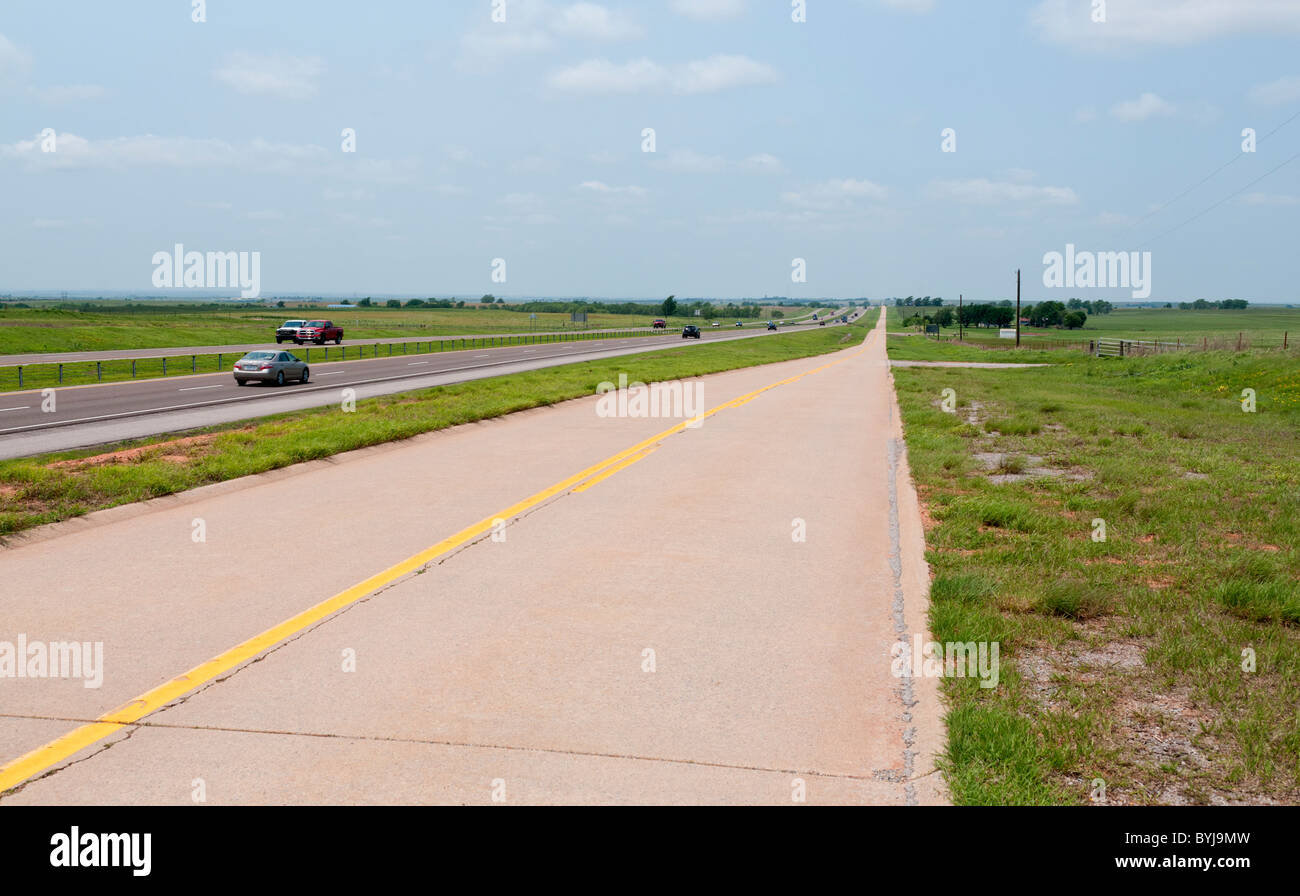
[1, 0, 1298, 302]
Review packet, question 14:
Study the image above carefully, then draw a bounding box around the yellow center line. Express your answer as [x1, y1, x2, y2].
[0, 325, 876, 795]
[571, 446, 659, 494]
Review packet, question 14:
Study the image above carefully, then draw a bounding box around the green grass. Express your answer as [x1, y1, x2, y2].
[0, 328, 684, 393]
[0, 321, 867, 539]
[0, 303, 825, 356]
[890, 306, 1300, 352]
[891, 332, 1300, 805]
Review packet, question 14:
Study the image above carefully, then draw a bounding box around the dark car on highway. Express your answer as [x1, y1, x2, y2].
[234, 350, 310, 386]
[767, 321, 778, 330]
[682, 325, 702, 339]
[275, 320, 306, 343]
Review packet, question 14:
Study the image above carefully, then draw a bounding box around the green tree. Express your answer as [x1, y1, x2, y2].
[661, 295, 678, 316]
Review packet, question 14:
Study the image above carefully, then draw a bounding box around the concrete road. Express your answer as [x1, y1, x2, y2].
[0, 323, 847, 460]
[0, 309, 943, 805]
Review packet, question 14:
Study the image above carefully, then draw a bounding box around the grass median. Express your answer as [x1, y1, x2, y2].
[890, 343, 1300, 805]
[0, 323, 866, 538]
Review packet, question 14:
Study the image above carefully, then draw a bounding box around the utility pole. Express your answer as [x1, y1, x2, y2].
[958, 294, 963, 342]
[1015, 270, 1022, 348]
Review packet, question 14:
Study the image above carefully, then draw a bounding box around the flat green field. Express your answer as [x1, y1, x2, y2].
[0, 303, 819, 356]
[888, 314, 1300, 805]
[892, 306, 1300, 352]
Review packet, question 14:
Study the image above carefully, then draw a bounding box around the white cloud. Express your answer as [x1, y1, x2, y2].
[670, 0, 746, 21]
[651, 149, 727, 174]
[458, 2, 642, 71]
[578, 180, 648, 197]
[674, 55, 779, 93]
[0, 33, 33, 84]
[0, 132, 415, 183]
[927, 178, 1079, 205]
[29, 84, 107, 103]
[1110, 92, 1175, 122]
[740, 153, 785, 174]
[1031, 0, 1300, 50]
[549, 58, 669, 93]
[1248, 75, 1300, 106]
[880, 0, 935, 12]
[1240, 192, 1300, 206]
[214, 52, 324, 100]
[782, 178, 888, 210]
[553, 3, 643, 40]
[650, 149, 785, 174]
[548, 54, 777, 94]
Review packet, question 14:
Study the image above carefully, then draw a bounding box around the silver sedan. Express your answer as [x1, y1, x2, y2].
[233, 350, 310, 386]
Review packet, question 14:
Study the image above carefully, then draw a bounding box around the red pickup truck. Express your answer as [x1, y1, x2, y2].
[294, 320, 343, 345]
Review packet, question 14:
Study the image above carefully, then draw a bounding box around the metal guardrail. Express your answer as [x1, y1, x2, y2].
[3, 327, 687, 391]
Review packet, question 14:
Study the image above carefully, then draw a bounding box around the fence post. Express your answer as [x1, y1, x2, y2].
[17, 366, 21, 389]
[192, 355, 196, 372]
[132, 360, 136, 378]
[59, 364, 63, 384]
[97, 361, 102, 382]
[219, 353, 223, 369]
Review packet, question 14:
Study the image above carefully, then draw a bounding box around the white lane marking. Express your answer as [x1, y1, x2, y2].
[178, 385, 224, 392]
[0, 406, 31, 412]
[474, 354, 492, 358]
[408, 361, 429, 366]
[318, 371, 345, 376]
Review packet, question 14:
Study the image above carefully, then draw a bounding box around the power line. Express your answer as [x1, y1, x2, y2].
[1139, 147, 1300, 248]
[1130, 107, 1300, 228]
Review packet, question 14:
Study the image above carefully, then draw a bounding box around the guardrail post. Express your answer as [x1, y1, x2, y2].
[97, 361, 102, 382]
[219, 353, 223, 369]
[132, 359, 136, 378]
[192, 355, 196, 372]
[58, 364, 63, 384]
[325, 347, 329, 360]
[162, 358, 167, 376]
[17, 367, 21, 389]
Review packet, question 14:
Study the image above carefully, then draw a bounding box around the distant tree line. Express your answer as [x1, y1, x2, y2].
[1179, 299, 1249, 310]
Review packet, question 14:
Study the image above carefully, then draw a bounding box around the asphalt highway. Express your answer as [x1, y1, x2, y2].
[0, 318, 857, 459]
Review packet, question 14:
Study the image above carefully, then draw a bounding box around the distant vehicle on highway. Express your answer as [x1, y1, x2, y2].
[234, 351, 310, 386]
[275, 320, 306, 343]
[812, 313, 819, 320]
[735, 321, 743, 327]
[712, 322, 720, 327]
[840, 315, 848, 323]
[652, 319, 667, 329]
[295, 320, 343, 345]
[767, 321, 778, 331]
[819, 321, 826, 326]
[682, 325, 702, 339]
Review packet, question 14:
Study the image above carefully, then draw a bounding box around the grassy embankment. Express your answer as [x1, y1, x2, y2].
[0, 304, 821, 355]
[0, 322, 865, 538]
[889, 328, 1300, 804]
